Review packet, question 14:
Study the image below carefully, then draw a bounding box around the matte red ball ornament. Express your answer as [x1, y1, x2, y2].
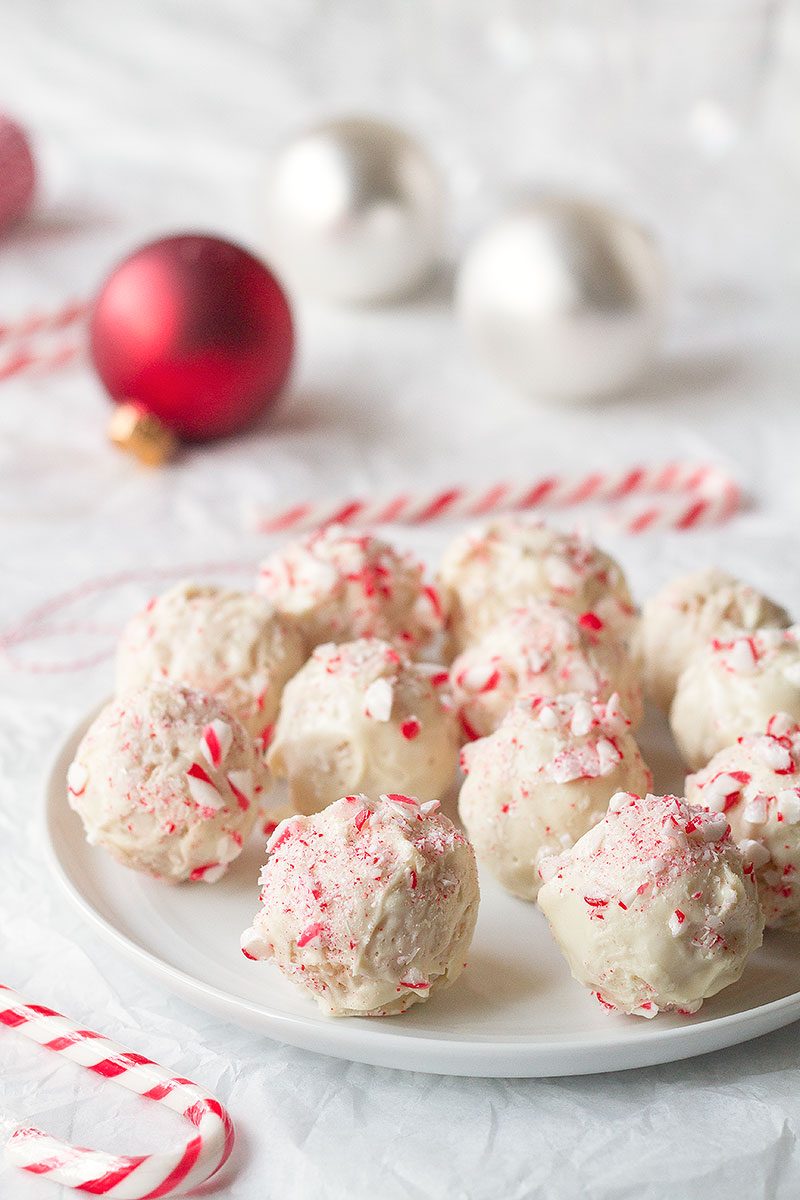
[0, 114, 36, 233]
[90, 234, 294, 442]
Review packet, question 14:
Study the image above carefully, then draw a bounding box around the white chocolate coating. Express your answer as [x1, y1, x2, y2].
[450, 601, 643, 740]
[67, 682, 264, 883]
[537, 791, 763, 1017]
[257, 524, 443, 655]
[116, 582, 306, 745]
[438, 517, 636, 654]
[267, 638, 459, 815]
[241, 792, 480, 1016]
[670, 627, 800, 770]
[686, 713, 800, 928]
[639, 568, 789, 711]
[459, 694, 652, 900]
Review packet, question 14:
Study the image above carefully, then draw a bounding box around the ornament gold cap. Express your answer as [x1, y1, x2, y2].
[107, 403, 177, 467]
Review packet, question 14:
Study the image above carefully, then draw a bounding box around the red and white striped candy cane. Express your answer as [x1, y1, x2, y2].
[250, 461, 743, 536]
[0, 983, 234, 1198]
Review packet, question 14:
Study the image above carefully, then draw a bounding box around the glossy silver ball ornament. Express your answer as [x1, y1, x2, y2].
[457, 198, 667, 400]
[261, 117, 444, 305]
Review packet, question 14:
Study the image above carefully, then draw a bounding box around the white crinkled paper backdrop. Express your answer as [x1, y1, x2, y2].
[2, 1, 800, 1196]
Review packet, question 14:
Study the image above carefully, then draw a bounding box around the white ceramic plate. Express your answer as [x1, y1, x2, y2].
[45, 705, 800, 1078]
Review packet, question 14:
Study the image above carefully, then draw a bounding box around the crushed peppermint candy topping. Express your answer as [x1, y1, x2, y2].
[668, 909, 686, 936]
[698, 770, 751, 813]
[257, 525, 442, 648]
[578, 611, 604, 632]
[189, 862, 226, 883]
[67, 761, 88, 797]
[398, 968, 429, 991]
[186, 762, 224, 811]
[712, 628, 800, 677]
[768, 712, 797, 739]
[777, 789, 800, 824]
[363, 677, 394, 721]
[740, 838, 771, 869]
[400, 716, 422, 740]
[227, 769, 253, 811]
[201, 719, 233, 768]
[756, 736, 794, 773]
[296, 922, 324, 948]
[542, 795, 739, 920]
[743, 794, 769, 825]
[455, 662, 502, 694]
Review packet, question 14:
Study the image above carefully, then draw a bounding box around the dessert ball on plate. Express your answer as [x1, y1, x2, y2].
[537, 791, 764, 1017]
[670, 627, 800, 769]
[67, 681, 265, 883]
[450, 600, 643, 740]
[257, 524, 443, 655]
[438, 517, 636, 654]
[686, 713, 800, 928]
[241, 792, 480, 1016]
[459, 693, 651, 900]
[639, 568, 789, 711]
[267, 638, 459, 814]
[116, 582, 306, 746]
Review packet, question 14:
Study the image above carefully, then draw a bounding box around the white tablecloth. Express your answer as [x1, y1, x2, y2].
[3, 3, 800, 1196]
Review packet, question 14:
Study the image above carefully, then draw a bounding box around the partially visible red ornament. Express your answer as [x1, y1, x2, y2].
[0, 115, 36, 233]
[90, 233, 294, 444]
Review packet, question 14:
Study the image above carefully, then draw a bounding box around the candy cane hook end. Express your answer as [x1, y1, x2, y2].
[0, 984, 235, 1198]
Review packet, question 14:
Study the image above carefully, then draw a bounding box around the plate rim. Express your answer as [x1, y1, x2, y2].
[43, 703, 800, 1078]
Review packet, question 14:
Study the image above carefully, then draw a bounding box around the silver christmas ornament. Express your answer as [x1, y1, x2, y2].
[260, 117, 444, 305]
[456, 197, 667, 400]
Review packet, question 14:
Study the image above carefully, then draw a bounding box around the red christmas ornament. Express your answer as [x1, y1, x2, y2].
[0, 115, 36, 233]
[90, 234, 294, 442]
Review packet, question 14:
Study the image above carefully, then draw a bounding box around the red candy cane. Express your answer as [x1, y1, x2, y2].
[0, 983, 234, 1198]
[250, 462, 743, 535]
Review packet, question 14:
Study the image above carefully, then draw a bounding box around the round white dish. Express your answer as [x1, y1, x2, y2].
[45, 705, 800, 1079]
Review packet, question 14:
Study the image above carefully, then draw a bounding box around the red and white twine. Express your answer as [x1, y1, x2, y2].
[251, 462, 743, 537]
[0, 983, 234, 1198]
[0, 298, 89, 382]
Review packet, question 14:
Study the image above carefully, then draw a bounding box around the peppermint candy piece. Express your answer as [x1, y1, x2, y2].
[363, 677, 393, 721]
[227, 769, 254, 812]
[201, 719, 233, 768]
[66, 761, 88, 797]
[186, 762, 224, 811]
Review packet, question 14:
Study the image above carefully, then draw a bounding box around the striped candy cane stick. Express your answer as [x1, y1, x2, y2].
[0, 983, 234, 1198]
[250, 461, 743, 536]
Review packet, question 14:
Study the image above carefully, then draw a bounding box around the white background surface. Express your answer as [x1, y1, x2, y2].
[2, 2, 800, 1196]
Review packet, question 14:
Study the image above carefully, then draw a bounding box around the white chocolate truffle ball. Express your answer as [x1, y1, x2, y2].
[116, 582, 306, 746]
[450, 601, 643, 740]
[241, 792, 480, 1016]
[537, 792, 763, 1017]
[459, 694, 652, 900]
[438, 517, 636, 654]
[640, 568, 789, 711]
[257, 524, 443, 655]
[267, 638, 459, 815]
[67, 682, 265, 883]
[670, 627, 800, 770]
[686, 713, 800, 928]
